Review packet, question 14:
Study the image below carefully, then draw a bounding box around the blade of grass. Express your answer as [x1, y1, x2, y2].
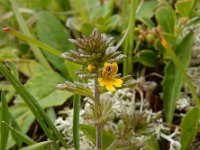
[5, 63, 23, 147]
[0, 63, 68, 149]
[19, 141, 53, 150]
[2, 122, 35, 145]
[10, 112, 23, 147]
[1, 91, 10, 150]
[6, 62, 18, 103]
[9, 0, 53, 71]
[73, 94, 81, 149]
[0, 64, 57, 149]
[162, 38, 200, 107]
[123, 0, 137, 75]
[2, 27, 60, 57]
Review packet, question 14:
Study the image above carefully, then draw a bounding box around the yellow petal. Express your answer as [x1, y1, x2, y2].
[113, 78, 123, 87]
[111, 62, 118, 75]
[98, 78, 106, 86]
[106, 82, 115, 91]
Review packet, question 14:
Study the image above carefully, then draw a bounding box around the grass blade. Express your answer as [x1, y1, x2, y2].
[2, 122, 35, 146]
[2, 27, 60, 57]
[10, 113, 23, 147]
[73, 94, 81, 149]
[1, 91, 10, 150]
[0, 62, 68, 149]
[19, 141, 53, 150]
[123, 0, 137, 75]
[161, 34, 200, 122]
[9, 0, 53, 71]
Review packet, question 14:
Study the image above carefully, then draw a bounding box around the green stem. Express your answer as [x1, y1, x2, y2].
[94, 79, 102, 150]
[165, 46, 200, 106]
[2, 27, 60, 57]
[73, 94, 81, 149]
[123, 0, 137, 75]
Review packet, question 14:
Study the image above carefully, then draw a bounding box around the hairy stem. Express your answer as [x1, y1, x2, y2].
[94, 79, 102, 150]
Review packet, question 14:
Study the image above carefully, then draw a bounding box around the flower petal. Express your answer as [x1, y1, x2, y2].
[111, 62, 118, 75]
[106, 82, 115, 91]
[98, 78, 106, 86]
[113, 78, 123, 87]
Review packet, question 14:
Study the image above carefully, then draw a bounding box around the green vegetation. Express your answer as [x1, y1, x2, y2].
[1, 0, 200, 149]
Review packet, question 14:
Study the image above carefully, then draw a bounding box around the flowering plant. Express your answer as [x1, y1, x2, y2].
[57, 29, 137, 149]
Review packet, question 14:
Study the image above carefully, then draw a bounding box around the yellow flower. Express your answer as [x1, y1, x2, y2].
[87, 64, 96, 73]
[98, 62, 123, 91]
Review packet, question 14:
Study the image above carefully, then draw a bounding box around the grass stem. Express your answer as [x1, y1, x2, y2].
[73, 94, 81, 149]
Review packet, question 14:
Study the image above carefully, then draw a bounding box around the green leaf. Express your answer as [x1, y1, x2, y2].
[19, 141, 53, 150]
[18, 60, 47, 77]
[175, 0, 195, 17]
[36, 11, 74, 78]
[15, 71, 73, 108]
[156, 6, 176, 34]
[3, 107, 34, 149]
[80, 23, 95, 36]
[106, 15, 121, 31]
[139, 18, 155, 28]
[162, 32, 194, 123]
[0, 47, 19, 61]
[56, 0, 71, 11]
[145, 136, 160, 150]
[0, 62, 68, 149]
[9, 0, 52, 71]
[185, 16, 200, 28]
[180, 107, 200, 150]
[136, 0, 157, 19]
[136, 50, 158, 68]
[163, 33, 177, 47]
[57, 81, 93, 99]
[9, 113, 23, 148]
[0, 91, 10, 150]
[2, 27, 60, 57]
[80, 124, 115, 149]
[2, 121, 35, 146]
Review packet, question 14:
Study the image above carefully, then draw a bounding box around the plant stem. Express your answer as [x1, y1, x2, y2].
[94, 79, 102, 150]
[123, 0, 137, 75]
[2, 28, 60, 57]
[73, 94, 81, 150]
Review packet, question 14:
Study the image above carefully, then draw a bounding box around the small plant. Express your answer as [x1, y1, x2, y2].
[57, 28, 136, 149]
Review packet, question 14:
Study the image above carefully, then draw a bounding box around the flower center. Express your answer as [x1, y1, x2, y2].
[102, 62, 118, 80]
